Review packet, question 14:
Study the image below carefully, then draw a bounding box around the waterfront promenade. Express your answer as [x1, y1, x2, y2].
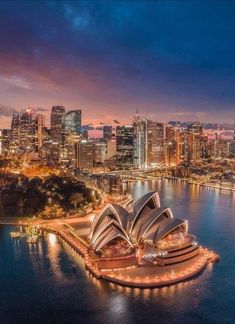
[2, 183, 220, 288]
[1, 203, 219, 288]
[0, 178, 232, 324]
[164, 176, 235, 193]
[54, 221, 219, 288]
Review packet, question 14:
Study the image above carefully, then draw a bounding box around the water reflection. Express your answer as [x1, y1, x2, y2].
[1, 180, 235, 324]
[128, 179, 235, 245]
[101, 266, 213, 302]
[108, 294, 130, 322]
[44, 232, 65, 280]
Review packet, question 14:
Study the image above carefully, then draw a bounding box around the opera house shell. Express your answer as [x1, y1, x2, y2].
[86, 191, 218, 287]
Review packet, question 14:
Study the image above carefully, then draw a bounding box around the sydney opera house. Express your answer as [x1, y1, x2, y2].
[89, 191, 192, 265]
[80, 191, 218, 287]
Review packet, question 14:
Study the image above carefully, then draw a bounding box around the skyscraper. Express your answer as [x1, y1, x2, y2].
[147, 121, 164, 166]
[62, 110, 82, 135]
[60, 110, 82, 164]
[116, 126, 134, 169]
[187, 121, 207, 162]
[8, 108, 47, 157]
[213, 131, 229, 159]
[93, 142, 106, 164]
[9, 113, 20, 154]
[76, 141, 94, 170]
[35, 114, 45, 153]
[105, 138, 116, 160]
[19, 108, 36, 153]
[178, 129, 189, 162]
[103, 126, 113, 141]
[187, 121, 203, 134]
[165, 125, 178, 166]
[0, 129, 11, 156]
[50, 106, 65, 162]
[41, 127, 52, 163]
[133, 112, 147, 168]
[229, 120, 235, 157]
[51, 106, 65, 141]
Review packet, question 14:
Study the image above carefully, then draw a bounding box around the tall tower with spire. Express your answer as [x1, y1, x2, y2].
[133, 110, 147, 168]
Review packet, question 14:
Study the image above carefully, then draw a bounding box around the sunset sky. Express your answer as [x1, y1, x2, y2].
[1, 1, 235, 128]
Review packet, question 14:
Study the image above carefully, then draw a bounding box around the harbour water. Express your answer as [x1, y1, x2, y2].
[1, 179, 235, 324]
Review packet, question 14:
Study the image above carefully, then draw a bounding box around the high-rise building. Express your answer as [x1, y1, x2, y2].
[188, 133, 207, 161]
[187, 121, 203, 134]
[19, 108, 36, 153]
[76, 141, 94, 170]
[9, 113, 20, 154]
[51, 106, 65, 142]
[8, 108, 46, 157]
[41, 127, 52, 163]
[116, 126, 134, 169]
[105, 138, 116, 160]
[0, 129, 11, 156]
[61, 133, 80, 166]
[165, 125, 179, 166]
[229, 120, 235, 157]
[213, 131, 229, 159]
[133, 112, 147, 168]
[103, 126, 113, 141]
[62, 110, 82, 135]
[50, 106, 65, 162]
[61, 110, 81, 164]
[93, 142, 106, 164]
[0, 130, 4, 156]
[187, 122, 207, 162]
[35, 114, 45, 153]
[177, 129, 189, 162]
[81, 130, 89, 141]
[147, 121, 164, 166]
[229, 141, 235, 157]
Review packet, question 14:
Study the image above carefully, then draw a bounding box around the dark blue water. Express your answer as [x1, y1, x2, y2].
[0, 179, 234, 324]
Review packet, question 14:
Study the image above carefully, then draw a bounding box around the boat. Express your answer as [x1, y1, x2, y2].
[26, 226, 42, 237]
[26, 235, 39, 243]
[10, 231, 21, 238]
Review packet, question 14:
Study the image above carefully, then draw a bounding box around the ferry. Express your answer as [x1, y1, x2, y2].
[26, 226, 42, 237]
[10, 231, 21, 238]
[26, 235, 39, 244]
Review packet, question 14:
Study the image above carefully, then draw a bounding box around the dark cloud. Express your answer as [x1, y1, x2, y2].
[82, 124, 94, 131]
[0, 105, 17, 117]
[0, 1, 235, 122]
[36, 107, 48, 112]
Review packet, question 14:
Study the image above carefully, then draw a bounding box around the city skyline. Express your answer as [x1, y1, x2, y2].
[0, 2, 234, 323]
[2, 105, 234, 169]
[1, 1, 235, 129]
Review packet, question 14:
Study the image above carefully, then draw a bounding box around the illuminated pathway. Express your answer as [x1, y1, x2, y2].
[57, 228, 219, 288]
[4, 190, 219, 289]
[101, 248, 216, 288]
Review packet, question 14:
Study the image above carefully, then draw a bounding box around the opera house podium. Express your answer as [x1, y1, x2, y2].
[84, 191, 219, 287]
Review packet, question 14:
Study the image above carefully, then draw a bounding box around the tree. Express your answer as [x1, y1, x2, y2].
[0, 190, 4, 218]
[69, 192, 84, 209]
[40, 204, 65, 219]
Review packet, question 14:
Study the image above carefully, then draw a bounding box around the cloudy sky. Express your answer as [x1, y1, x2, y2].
[0, 0, 235, 128]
